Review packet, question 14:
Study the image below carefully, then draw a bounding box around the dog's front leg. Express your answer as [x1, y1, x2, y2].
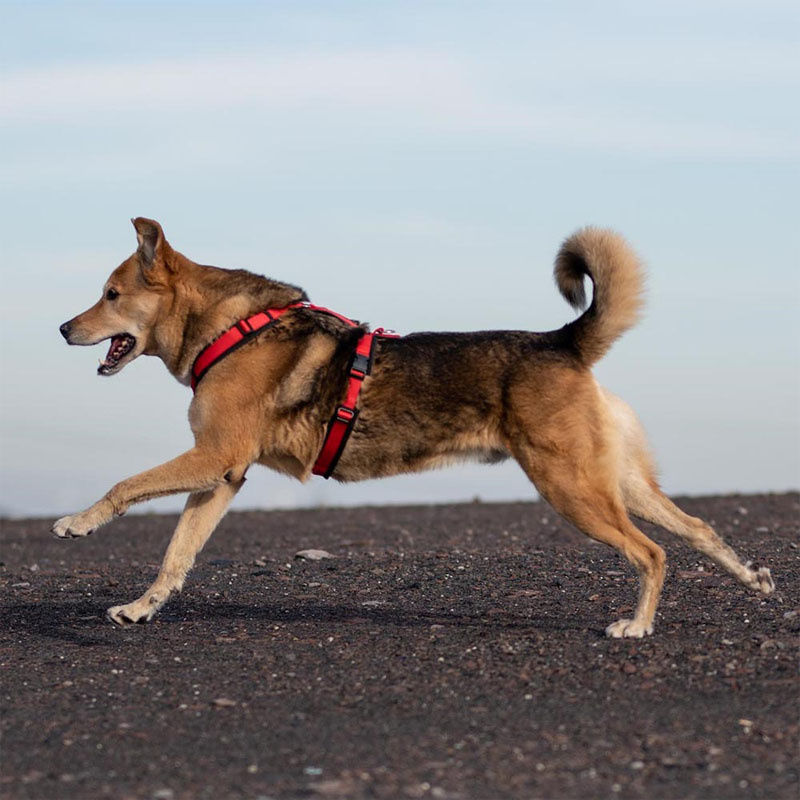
[107, 478, 244, 625]
[52, 447, 245, 538]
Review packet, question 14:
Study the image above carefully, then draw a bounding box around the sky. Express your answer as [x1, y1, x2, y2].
[1, 0, 798, 518]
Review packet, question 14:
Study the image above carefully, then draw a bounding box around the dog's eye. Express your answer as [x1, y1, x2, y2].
[105, 288, 119, 301]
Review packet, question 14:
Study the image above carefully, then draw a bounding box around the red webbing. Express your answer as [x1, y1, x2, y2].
[311, 331, 375, 477]
[190, 300, 396, 478]
[191, 304, 302, 390]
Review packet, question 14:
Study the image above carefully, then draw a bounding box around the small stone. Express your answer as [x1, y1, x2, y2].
[212, 697, 237, 707]
[304, 766, 323, 776]
[361, 600, 386, 607]
[630, 760, 645, 770]
[152, 790, 174, 800]
[295, 549, 335, 561]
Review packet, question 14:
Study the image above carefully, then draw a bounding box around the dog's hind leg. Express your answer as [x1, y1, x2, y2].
[107, 479, 244, 625]
[623, 476, 774, 595]
[603, 387, 775, 595]
[510, 437, 666, 638]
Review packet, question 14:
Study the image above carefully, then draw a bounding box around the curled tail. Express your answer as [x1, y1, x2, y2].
[554, 227, 646, 366]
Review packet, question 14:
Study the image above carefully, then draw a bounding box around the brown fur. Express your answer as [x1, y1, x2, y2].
[53, 218, 775, 636]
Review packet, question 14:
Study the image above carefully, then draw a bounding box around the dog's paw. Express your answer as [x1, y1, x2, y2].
[107, 600, 158, 626]
[52, 513, 96, 539]
[754, 566, 775, 595]
[605, 618, 653, 639]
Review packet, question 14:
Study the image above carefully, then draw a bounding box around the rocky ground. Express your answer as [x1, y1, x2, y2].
[1, 492, 798, 800]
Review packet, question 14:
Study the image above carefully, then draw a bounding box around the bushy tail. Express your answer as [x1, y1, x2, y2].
[554, 227, 645, 366]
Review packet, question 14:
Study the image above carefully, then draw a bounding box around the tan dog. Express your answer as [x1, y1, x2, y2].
[54, 218, 774, 636]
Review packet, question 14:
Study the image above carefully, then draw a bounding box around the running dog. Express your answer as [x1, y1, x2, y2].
[54, 218, 775, 636]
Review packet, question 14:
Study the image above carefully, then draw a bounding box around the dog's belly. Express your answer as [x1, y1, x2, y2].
[331, 430, 509, 482]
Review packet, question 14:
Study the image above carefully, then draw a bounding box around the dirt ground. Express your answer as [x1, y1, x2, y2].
[1, 492, 797, 800]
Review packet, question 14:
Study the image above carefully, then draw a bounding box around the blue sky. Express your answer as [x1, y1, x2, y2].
[1, 1, 798, 517]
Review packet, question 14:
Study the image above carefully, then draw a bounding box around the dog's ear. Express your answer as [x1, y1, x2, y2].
[131, 217, 175, 274]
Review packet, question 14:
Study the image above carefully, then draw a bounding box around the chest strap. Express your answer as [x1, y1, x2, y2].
[190, 302, 397, 478]
[191, 303, 304, 390]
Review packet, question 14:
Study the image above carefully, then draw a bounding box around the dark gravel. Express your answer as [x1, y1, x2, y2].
[1, 493, 798, 800]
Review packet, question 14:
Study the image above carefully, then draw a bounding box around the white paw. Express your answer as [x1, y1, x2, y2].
[107, 599, 159, 626]
[605, 618, 653, 638]
[52, 513, 96, 539]
[754, 566, 775, 595]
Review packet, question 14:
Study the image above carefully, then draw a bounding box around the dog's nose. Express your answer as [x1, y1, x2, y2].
[59, 321, 72, 341]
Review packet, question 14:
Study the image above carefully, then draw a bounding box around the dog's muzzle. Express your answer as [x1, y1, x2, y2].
[59, 321, 72, 341]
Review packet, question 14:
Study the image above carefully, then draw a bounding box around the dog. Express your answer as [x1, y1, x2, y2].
[54, 217, 775, 636]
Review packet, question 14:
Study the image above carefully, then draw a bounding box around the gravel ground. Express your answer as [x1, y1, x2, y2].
[1, 492, 798, 800]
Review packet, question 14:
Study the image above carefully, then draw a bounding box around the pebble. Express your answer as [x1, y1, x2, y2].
[295, 549, 335, 561]
[212, 697, 237, 707]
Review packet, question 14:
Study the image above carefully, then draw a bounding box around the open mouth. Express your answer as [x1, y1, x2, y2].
[98, 334, 136, 375]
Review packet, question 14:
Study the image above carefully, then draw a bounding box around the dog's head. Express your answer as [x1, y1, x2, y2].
[59, 218, 177, 376]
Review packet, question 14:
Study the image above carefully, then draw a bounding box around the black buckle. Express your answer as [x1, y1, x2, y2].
[336, 406, 355, 423]
[350, 352, 369, 378]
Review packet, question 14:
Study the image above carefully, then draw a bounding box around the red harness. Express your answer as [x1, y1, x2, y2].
[190, 303, 397, 478]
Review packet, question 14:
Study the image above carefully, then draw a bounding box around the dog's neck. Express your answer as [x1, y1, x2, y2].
[151, 256, 307, 385]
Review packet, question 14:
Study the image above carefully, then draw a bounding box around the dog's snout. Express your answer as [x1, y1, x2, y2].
[59, 321, 72, 341]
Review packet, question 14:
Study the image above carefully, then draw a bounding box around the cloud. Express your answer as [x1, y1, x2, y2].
[1, 47, 797, 163]
[0, 51, 470, 123]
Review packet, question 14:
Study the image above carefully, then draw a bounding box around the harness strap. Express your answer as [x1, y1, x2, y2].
[311, 331, 374, 478]
[190, 302, 398, 478]
[191, 303, 304, 390]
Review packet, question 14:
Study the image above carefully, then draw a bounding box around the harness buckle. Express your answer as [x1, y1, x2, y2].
[236, 319, 253, 335]
[335, 406, 355, 423]
[350, 352, 369, 378]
